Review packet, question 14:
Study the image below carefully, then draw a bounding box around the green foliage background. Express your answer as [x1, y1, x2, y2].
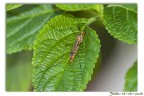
[6, 4, 137, 92]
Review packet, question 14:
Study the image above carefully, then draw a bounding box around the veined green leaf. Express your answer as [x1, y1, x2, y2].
[122, 4, 137, 12]
[124, 61, 137, 91]
[56, 4, 103, 13]
[103, 4, 137, 44]
[6, 4, 60, 54]
[32, 14, 100, 91]
[6, 4, 23, 11]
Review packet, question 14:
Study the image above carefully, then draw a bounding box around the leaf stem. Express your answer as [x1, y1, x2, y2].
[87, 16, 99, 25]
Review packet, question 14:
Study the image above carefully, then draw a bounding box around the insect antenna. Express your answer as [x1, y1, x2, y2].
[75, 18, 85, 85]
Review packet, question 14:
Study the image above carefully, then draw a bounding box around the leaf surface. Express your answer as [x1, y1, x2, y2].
[122, 4, 137, 12]
[6, 51, 32, 91]
[103, 4, 137, 44]
[6, 4, 23, 11]
[124, 61, 137, 91]
[32, 14, 100, 91]
[56, 4, 103, 13]
[6, 4, 60, 54]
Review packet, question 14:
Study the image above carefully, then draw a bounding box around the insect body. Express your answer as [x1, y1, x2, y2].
[70, 32, 85, 62]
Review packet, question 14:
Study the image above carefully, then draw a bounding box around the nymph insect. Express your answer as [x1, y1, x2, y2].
[69, 32, 85, 62]
[69, 25, 100, 63]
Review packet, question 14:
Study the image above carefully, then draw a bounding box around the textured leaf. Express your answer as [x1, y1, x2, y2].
[32, 14, 100, 91]
[6, 51, 32, 91]
[6, 4, 23, 11]
[56, 4, 103, 13]
[122, 4, 137, 12]
[6, 4, 60, 54]
[103, 4, 137, 44]
[124, 61, 137, 91]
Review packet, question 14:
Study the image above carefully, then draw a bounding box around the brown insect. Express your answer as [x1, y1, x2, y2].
[69, 32, 85, 62]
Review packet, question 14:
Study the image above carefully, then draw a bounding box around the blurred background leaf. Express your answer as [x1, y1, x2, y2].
[56, 4, 103, 13]
[6, 4, 61, 54]
[6, 51, 33, 91]
[56, 4, 103, 19]
[6, 4, 23, 11]
[124, 61, 137, 91]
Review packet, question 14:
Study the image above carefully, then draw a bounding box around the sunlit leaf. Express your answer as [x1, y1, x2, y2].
[103, 4, 137, 44]
[32, 14, 101, 91]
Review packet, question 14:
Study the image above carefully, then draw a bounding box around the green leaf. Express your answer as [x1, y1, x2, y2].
[124, 61, 137, 91]
[6, 4, 60, 54]
[32, 14, 100, 91]
[6, 4, 23, 11]
[56, 4, 103, 13]
[6, 51, 32, 91]
[122, 4, 137, 12]
[103, 4, 137, 44]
